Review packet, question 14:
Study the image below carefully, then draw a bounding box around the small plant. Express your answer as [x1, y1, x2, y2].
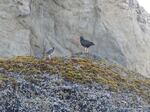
[0, 56, 150, 103]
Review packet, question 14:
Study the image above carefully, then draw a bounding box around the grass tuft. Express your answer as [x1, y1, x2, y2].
[0, 56, 150, 103]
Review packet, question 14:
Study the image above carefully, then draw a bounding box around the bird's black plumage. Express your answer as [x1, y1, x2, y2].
[80, 36, 95, 48]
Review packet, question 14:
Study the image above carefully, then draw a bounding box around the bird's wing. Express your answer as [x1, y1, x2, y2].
[46, 49, 53, 54]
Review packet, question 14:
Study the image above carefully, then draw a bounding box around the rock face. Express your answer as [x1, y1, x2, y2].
[0, 0, 150, 77]
[0, 74, 149, 112]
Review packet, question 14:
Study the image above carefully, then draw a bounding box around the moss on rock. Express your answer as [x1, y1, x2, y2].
[0, 56, 150, 103]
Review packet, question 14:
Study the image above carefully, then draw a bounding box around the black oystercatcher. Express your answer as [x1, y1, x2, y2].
[46, 47, 55, 59]
[80, 36, 95, 53]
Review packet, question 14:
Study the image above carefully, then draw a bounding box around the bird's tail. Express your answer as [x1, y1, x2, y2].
[92, 42, 95, 46]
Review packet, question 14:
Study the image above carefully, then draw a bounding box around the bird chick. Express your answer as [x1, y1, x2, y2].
[46, 47, 55, 59]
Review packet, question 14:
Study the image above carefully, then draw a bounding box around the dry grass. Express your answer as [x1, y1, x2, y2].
[0, 56, 150, 103]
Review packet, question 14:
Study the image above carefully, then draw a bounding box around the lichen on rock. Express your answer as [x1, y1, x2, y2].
[0, 55, 150, 111]
[0, 0, 150, 77]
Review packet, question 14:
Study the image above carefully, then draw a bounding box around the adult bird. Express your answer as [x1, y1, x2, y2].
[46, 47, 55, 59]
[80, 36, 95, 53]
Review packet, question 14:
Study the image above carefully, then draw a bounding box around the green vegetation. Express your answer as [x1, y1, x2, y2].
[0, 56, 150, 103]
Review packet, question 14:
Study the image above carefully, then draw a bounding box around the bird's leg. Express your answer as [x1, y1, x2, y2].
[48, 55, 51, 59]
[84, 48, 86, 53]
[85, 48, 88, 53]
[86, 48, 88, 53]
[87, 48, 89, 53]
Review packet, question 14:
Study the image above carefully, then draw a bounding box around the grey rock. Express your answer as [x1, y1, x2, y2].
[0, 0, 150, 77]
[0, 73, 150, 112]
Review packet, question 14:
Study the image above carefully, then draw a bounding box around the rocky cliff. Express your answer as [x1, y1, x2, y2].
[0, 0, 150, 77]
[0, 55, 150, 111]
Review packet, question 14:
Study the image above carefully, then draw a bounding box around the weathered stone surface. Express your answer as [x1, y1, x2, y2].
[0, 0, 150, 77]
[0, 73, 149, 112]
